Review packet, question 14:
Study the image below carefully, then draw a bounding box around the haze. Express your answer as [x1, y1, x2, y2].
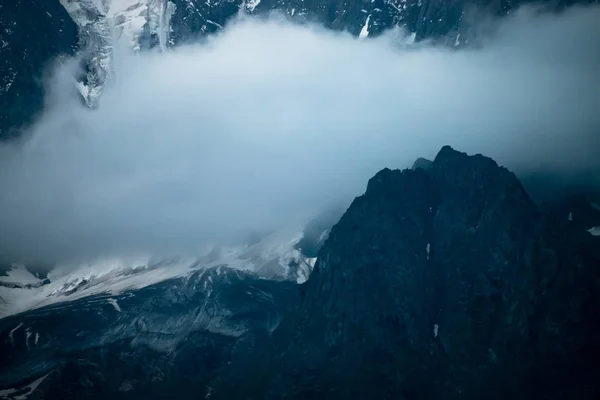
[0, 5, 598, 262]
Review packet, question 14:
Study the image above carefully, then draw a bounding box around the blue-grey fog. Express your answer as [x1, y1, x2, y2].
[0, 5, 599, 262]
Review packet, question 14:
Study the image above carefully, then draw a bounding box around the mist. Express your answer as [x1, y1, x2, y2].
[0, 5, 599, 262]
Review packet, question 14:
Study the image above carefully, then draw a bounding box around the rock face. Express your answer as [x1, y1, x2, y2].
[0, 265, 299, 399]
[2, 0, 598, 139]
[0, 0, 78, 138]
[215, 146, 600, 399]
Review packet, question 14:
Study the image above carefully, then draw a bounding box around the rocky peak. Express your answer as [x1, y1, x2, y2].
[216, 145, 600, 399]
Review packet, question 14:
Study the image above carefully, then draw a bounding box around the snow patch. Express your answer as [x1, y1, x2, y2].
[245, 0, 260, 12]
[588, 226, 600, 236]
[359, 15, 371, 39]
[0, 227, 309, 319]
[0, 373, 50, 400]
[568, 212, 573, 221]
[404, 31, 416, 45]
[454, 33, 461, 46]
[25, 327, 32, 350]
[426, 243, 431, 260]
[0, 265, 42, 286]
[8, 323, 23, 345]
[107, 298, 122, 312]
[433, 323, 439, 338]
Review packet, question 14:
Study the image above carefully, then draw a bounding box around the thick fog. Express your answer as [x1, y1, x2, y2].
[0, 5, 599, 262]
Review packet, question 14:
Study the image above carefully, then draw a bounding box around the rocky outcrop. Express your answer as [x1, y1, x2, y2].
[0, 265, 299, 398]
[215, 146, 600, 399]
[0, 0, 78, 139]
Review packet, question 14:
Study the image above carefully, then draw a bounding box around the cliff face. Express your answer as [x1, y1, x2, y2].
[0, 0, 78, 139]
[216, 146, 600, 399]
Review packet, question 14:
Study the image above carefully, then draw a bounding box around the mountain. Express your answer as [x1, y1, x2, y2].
[2, 146, 598, 399]
[1, 0, 598, 139]
[0, 227, 317, 318]
[213, 146, 600, 399]
[0, 265, 299, 399]
[0, 0, 77, 138]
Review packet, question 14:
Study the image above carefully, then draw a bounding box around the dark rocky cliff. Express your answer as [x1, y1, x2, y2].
[0, 0, 78, 139]
[215, 146, 600, 399]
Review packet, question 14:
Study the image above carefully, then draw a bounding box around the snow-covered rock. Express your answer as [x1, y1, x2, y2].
[0, 228, 315, 319]
[59, 0, 176, 106]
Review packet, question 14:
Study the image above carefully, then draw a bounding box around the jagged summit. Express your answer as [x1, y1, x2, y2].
[1, 146, 599, 399]
[215, 145, 600, 399]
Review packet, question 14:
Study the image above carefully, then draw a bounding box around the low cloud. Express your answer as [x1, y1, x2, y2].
[0, 6, 599, 262]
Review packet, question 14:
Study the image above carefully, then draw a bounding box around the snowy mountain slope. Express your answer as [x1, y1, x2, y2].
[0, 228, 317, 319]
[2, 0, 596, 137]
[0, 0, 78, 138]
[59, 0, 176, 106]
[0, 263, 300, 396]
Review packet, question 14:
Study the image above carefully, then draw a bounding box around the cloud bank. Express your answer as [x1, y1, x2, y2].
[0, 6, 599, 262]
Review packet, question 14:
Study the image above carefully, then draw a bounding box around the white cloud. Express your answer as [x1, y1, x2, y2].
[0, 6, 599, 262]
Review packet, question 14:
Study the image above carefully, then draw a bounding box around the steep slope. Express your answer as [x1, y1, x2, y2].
[0, 265, 299, 399]
[215, 146, 600, 399]
[0, 227, 315, 318]
[0, 0, 78, 138]
[2, 0, 598, 138]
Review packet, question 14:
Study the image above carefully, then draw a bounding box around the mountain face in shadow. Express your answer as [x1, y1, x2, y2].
[1, 146, 599, 399]
[215, 145, 600, 399]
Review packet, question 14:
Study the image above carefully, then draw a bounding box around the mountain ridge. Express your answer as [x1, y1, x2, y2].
[213, 145, 600, 399]
[2, 0, 599, 138]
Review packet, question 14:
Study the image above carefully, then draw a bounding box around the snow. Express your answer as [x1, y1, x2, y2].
[0, 227, 311, 319]
[426, 243, 431, 260]
[0, 374, 50, 400]
[25, 328, 32, 350]
[206, 20, 223, 29]
[433, 323, 439, 338]
[246, 0, 260, 12]
[588, 226, 600, 236]
[34, 332, 40, 346]
[297, 257, 317, 284]
[454, 33, 460, 47]
[568, 212, 573, 221]
[107, 298, 122, 312]
[359, 15, 371, 39]
[8, 322, 23, 344]
[60, 0, 176, 105]
[0, 265, 42, 286]
[318, 229, 330, 244]
[405, 32, 416, 45]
